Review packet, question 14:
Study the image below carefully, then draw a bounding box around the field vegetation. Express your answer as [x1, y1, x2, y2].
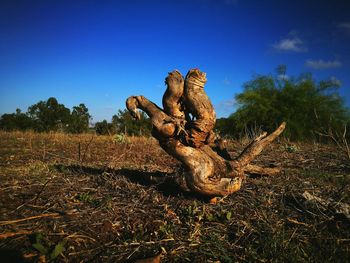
[0, 131, 349, 262]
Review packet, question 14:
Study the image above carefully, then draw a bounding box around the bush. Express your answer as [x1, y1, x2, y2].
[216, 66, 349, 141]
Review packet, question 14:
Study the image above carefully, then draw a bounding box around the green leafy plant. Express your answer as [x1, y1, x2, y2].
[31, 233, 66, 261]
[114, 133, 129, 144]
[76, 192, 101, 207]
[159, 222, 174, 238]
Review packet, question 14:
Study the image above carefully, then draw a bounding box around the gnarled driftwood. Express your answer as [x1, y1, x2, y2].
[126, 69, 286, 196]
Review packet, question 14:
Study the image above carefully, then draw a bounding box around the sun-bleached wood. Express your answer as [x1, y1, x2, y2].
[126, 69, 286, 196]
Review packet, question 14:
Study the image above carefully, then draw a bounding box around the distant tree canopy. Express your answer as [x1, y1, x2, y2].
[0, 109, 34, 131]
[67, 104, 91, 133]
[216, 66, 350, 141]
[94, 110, 151, 136]
[112, 109, 152, 136]
[94, 120, 115, 135]
[28, 97, 71, 132]
[0, 97, 91, 133]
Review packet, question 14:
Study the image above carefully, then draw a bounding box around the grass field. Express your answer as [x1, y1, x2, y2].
[0, 131, 349, 262]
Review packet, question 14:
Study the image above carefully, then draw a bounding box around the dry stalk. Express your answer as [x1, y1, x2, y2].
[316, 123, 350, 160]
[0, 231, 32, 239]
[0, 213, 61, 226]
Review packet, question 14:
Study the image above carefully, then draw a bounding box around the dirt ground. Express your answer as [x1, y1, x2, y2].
[0, 131, 349, 262]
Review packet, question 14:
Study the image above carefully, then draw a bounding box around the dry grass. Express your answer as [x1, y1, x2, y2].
[0, 131, 349, 262]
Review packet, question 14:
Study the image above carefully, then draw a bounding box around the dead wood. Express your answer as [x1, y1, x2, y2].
[302, 191, 350, 221]
[126, 69, 286, 196]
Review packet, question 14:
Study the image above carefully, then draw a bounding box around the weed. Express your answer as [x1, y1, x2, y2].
[199, 232, 233, 263]
[114, 133, 129, 144]
[76, 192, 101, 207]
[158, 222, 174, 238]
[30, 233, 67, 261]
[285, 144, 299, 153]
[27, 161, 50, 177]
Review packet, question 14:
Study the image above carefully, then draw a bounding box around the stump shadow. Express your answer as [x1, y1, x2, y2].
[53, 164, 208, 200]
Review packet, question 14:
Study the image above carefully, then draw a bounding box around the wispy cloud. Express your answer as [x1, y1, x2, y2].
[103, 106, 115, 112]
[305, 59, 342, 70]
[216, 98, 237, 112]
[272, 36, 307, 52]
[338, 22, 350, 30]
[338, 22, 350, 36]
[223, 78, 231, 86]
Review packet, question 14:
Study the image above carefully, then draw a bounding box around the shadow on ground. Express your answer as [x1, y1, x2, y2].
[53, 164, 210, 200]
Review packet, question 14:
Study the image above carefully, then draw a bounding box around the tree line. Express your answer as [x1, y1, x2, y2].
[0, 97, 152, 136]
[1, 66, 349, 140]
[0, 97, 91, 133]
[95, 110, 151, 136]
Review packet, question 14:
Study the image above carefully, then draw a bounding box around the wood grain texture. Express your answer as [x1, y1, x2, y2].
[126, 69, 286, 196]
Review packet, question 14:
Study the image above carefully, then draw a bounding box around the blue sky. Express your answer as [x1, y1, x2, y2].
[1, 0, 349, 122]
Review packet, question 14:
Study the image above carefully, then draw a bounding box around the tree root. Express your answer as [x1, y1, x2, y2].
[126, 69, 286, 196]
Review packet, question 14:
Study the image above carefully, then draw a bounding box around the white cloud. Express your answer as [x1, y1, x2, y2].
[305, 59, 342, 70]
[273, 36, 307, 52]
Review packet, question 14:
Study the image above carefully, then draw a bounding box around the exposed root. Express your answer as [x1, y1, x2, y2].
[236, 122, 286, 167]
[126, 69, 286, 196]
[163, 70, 185, 119]
[244, 164, 280, 176]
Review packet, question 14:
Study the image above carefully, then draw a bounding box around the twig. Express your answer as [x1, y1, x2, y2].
[106, 144, 134, 169]
[81, 135, 95, 163]
[78, 141, 81, 162]
[0, 230, 32, 239]
[45, 151, 76, 162]
[287, 218, 310, 227]
[109, 238, 175, 248]
[342, 124, 350, 160]
[33, 177, 54, 204]
[66, 233, 97, 242]
[0, 213, 61, 226]
[237, 122, 286, 167]
[315, 123, 350, 160]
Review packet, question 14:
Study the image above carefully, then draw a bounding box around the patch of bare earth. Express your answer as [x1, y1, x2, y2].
[0, 131, 349, 262]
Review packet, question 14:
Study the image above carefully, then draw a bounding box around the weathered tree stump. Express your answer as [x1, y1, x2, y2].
[126, 69, 286, 196]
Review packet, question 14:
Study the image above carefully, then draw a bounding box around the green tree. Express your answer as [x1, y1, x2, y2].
[67, 103, 91, 133]
[27, 97, 71, 132]
[217, 66, 349, 140]
[112, 109, 151, 136]
[0, 109, 34, 131]
[95, 120, 116, 135]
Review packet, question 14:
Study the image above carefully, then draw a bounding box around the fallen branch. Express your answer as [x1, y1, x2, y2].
[302, 191, 350, 221]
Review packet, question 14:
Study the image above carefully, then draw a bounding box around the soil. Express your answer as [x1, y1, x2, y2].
[0, 131, 349, 262]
